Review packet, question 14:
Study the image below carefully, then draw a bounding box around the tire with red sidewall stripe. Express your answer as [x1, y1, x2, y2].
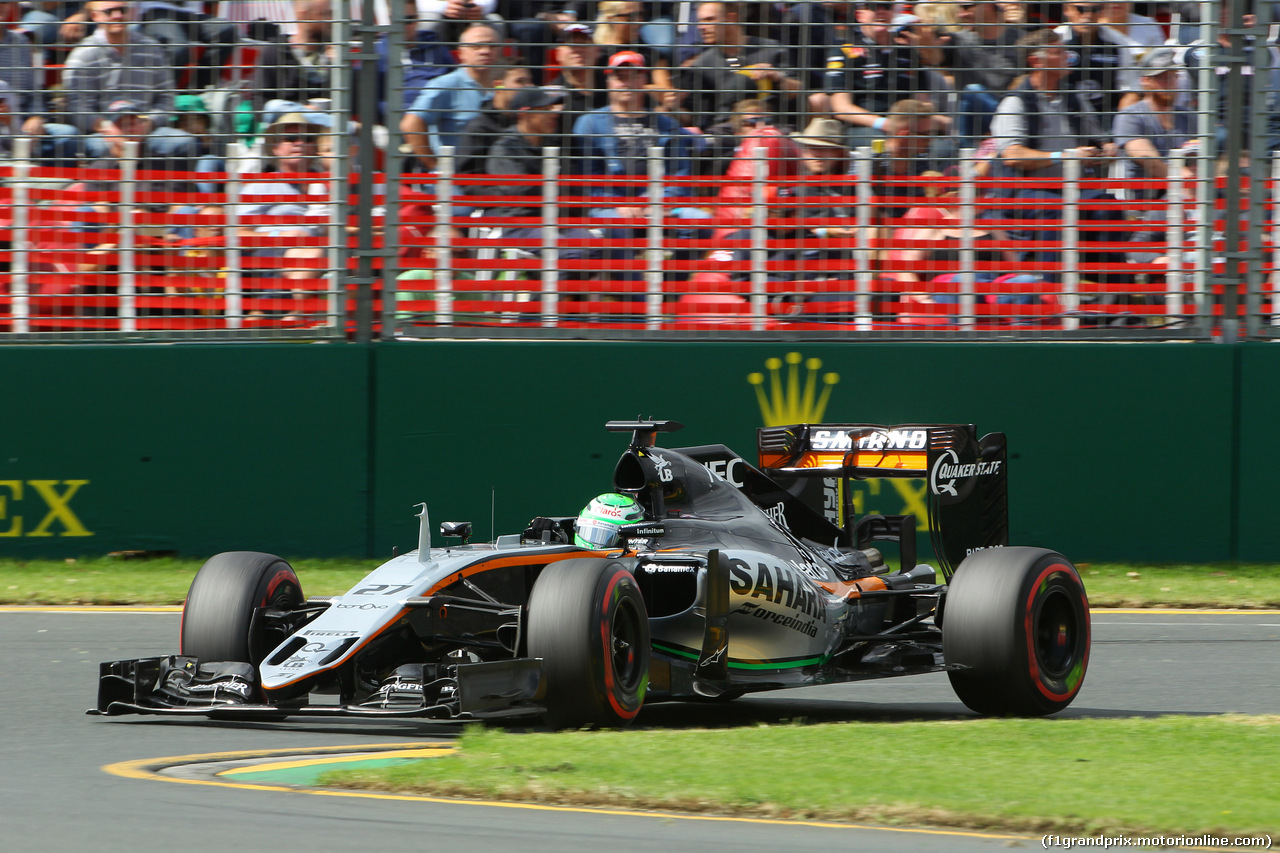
[180, 551, 304, 667]
[527, 558, 649, 729]
[943, 547, 1090, 716]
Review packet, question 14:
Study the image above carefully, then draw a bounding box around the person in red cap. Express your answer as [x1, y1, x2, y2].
[572, 50, 698, 215]
[572, 49, 708, 275]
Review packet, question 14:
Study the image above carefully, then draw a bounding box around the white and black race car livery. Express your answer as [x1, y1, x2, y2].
[91, 419, 1090, 727]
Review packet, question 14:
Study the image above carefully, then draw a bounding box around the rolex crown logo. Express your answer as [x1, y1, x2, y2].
[748, 352, 839, 427]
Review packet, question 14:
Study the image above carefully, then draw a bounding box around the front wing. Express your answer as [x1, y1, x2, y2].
[87, 655, 546, 721]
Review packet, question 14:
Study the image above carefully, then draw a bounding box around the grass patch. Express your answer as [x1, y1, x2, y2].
[0, 556, 378, 605]
[1080, 563, 1280, 609]
[1, 557, 1277, 608]
[319, 717, 1280, 837]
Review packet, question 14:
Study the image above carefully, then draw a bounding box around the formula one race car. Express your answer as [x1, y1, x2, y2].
[91, 419, 1090, 727]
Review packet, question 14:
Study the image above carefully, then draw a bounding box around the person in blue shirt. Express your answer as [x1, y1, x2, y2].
[572, 50, 698, 217]
[401, 22, 499, 172]
[572, 50, 709, 280]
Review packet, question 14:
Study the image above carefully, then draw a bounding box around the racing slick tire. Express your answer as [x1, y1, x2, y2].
[527, 558, 649, 729]
[180, 551, 305, 666]
[942, 547, 1090, 717]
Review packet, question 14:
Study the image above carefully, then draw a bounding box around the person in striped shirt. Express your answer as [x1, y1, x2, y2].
[63, 1, 198, 167]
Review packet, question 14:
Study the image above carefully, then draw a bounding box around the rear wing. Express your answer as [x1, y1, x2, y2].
[757, 424, 1009, 579]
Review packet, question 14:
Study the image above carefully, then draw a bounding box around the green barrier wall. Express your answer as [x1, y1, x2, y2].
[2, 341, 1267, 562]
[1237, 344, 1280, 562]
[373, 343, 1237, 563]
[1, 345, 370, 557]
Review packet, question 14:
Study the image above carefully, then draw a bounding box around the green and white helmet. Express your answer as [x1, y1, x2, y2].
[574, 493, 644, 549]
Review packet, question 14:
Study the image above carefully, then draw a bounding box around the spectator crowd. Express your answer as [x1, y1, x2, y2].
[1, 0, 1272, 325]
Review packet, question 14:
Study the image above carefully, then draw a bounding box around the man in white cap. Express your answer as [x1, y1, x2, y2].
[1113, 47, 1196, 195]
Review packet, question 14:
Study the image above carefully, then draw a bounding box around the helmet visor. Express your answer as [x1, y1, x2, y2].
[575, 517, 621, 548]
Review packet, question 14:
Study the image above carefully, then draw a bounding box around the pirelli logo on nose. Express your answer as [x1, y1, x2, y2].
[0, 481, 93, 537]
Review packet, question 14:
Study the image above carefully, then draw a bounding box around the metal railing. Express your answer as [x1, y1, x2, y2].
[0, 0, 1274, 342]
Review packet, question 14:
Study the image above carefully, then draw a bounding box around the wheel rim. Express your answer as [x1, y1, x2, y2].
[1033, 586, 1080, 680]
[610, 597, 645, 693]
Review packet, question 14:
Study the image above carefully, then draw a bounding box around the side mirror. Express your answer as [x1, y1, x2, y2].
[440, 521, 473, 545]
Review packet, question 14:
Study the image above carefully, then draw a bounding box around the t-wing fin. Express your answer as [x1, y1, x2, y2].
[606, 419, 685, 449]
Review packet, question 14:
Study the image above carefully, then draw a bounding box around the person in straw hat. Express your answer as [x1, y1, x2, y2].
[791, 116, 860, 243]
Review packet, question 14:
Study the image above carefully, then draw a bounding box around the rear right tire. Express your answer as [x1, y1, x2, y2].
[943, 547, 1090, 716]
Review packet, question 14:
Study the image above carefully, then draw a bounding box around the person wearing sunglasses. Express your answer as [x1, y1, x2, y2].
[237, 112, 327, 318]
[63, 1, 198, 172]
[402, 21, 502, 172]
[1053, 0, 1139, 120]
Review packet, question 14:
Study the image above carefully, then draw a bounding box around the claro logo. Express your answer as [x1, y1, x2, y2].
[0, 481, 93, 537]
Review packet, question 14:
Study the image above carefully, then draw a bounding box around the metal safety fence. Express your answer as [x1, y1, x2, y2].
[0, 0, 1274, 342]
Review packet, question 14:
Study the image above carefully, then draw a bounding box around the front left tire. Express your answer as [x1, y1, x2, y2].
[526, 558, 649, 729]
[180, 551, 304, 666]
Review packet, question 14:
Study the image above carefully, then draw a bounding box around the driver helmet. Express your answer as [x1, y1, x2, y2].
[574, 493, 644, 549]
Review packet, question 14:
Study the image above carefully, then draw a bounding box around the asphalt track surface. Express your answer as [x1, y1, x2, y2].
[2, 608, 1277, 853]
